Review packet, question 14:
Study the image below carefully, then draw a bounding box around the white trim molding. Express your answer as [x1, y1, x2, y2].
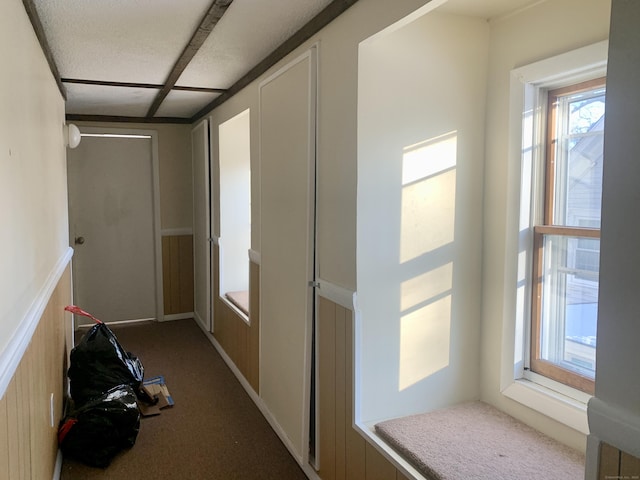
[0, 247, 73, 398]
[588, 396, 640, 459]
[161, 227, 194, 236]
[248, 248, 261, 265]
[317, 279, 355, 311]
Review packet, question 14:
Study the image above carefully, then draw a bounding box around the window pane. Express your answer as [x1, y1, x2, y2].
[552, 90, 605, 228]
[540, 234, 598, 379]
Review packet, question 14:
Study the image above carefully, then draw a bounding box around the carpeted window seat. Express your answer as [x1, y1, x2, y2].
[225, 290, 249, 316]
[374, 401, 585, 480]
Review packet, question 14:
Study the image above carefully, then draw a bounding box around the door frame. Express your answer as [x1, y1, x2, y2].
[69, 126, 163, 326]
[191, 119, 212, 332]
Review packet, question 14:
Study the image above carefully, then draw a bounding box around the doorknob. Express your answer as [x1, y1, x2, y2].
[75, 236, 85, 245]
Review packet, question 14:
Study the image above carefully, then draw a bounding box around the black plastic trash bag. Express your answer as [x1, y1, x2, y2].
[58, 384, 141, 468]
[65, 305, 144, 405]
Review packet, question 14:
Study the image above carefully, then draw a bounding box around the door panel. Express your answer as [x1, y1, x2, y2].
[259, 48, 317, 464]
[68, 134, 156, 324]
[192, 120, 211, 331]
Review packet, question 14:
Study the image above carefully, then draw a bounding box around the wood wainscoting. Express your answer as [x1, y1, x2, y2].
[0, 264, 73, 479]
[212, 243, 260, 393]
[317, 295, 410, 480]
[161, 234, 194, 316]
[599, 442, 640, 479]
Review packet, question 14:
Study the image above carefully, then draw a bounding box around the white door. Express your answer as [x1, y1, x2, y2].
[192, 120, 211, 331]
[67, 130, 160, 326]
[259, 48, 317, 464]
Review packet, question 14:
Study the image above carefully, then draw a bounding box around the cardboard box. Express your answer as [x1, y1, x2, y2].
[138, 375, 173, 417]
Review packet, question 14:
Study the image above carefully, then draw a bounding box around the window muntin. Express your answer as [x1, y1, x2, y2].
[530, 78, 605, 394]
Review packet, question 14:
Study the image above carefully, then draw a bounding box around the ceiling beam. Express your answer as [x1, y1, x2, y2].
[146, 0, 233, 118]
[22, 0, 66, 100]
[66, 114, 192, 125]
[191, 0, 360, 122]
[62, 78, 226, 94]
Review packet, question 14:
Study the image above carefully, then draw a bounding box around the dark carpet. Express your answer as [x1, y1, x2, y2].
[60, 319, 308, 480]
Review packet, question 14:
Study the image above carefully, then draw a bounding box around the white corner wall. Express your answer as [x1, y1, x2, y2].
[481, 0, 611, 452]
[357, 10, 489, 425]
[587, 0, 640, 463]
[0, 0, 69, 372]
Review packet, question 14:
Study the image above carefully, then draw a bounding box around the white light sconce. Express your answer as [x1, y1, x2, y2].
[64, 123, 81, 149]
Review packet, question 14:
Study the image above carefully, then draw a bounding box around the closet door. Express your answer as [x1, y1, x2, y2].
[259, 47, 317, 464]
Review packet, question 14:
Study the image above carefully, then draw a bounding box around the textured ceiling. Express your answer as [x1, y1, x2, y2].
[29, 0, 540, 122]
[31, 0, 334, 121]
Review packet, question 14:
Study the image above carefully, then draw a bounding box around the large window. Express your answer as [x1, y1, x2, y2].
[530, 78, 605, 394]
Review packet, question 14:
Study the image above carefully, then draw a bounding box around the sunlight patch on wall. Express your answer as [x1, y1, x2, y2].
[400, 133, 457, 263]
[398, 132, 457, 391]
[400, 263, 453, 312]
[400, 295, 452, 391]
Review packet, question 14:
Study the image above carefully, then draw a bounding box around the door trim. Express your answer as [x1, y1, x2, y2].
[72, 126, 163, 325]
[191, 119, 211, 331]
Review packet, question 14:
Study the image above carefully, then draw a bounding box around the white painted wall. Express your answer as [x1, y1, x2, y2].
[0, 0, 68, 358]
[481, 0, 611, 452]
[357, 10, 489, 424]
[587, 0, 640, 464]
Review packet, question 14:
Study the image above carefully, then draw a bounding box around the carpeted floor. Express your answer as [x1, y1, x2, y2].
[60, 319, 308, 480]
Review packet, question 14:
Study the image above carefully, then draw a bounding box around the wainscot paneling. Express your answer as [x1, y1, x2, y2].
[317, 295, 406, 480]
[161, 234, 194, 315]
[0, 264, 72, 479]
[599, 442, 640, 480]
[212, 243, 260, 394]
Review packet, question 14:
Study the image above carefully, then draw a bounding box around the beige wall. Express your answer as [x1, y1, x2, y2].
[481, 0, 611, 452]
[0, 1, 74, 477]
[0, 0, 68, 363]
[74, 121, 193, 231]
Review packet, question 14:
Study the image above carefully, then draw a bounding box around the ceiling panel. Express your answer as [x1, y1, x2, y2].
[154, 90, 222, 118]
[177, 0, 333, 89]
[64, 83, 158, 117]
[33, 0, 212, 84]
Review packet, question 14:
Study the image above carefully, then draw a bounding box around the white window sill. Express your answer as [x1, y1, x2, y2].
[502, 378, 589, 434]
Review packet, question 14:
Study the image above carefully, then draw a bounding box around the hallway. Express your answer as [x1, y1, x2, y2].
[61, 319, 307, 480]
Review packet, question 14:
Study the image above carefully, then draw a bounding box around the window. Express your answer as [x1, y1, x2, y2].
[219, 109, 251, 319]
[529, 78, 605, 394]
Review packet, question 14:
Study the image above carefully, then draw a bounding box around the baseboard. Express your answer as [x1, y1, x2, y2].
[0, 247, 73, 398]
[52, 449, 63, 480]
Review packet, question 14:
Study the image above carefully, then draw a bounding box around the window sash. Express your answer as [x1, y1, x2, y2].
[530, 78, 605, 395]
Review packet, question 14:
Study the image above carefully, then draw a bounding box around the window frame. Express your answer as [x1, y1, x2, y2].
[500, 41, 608, 434]
[529, 78, 605, 395]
